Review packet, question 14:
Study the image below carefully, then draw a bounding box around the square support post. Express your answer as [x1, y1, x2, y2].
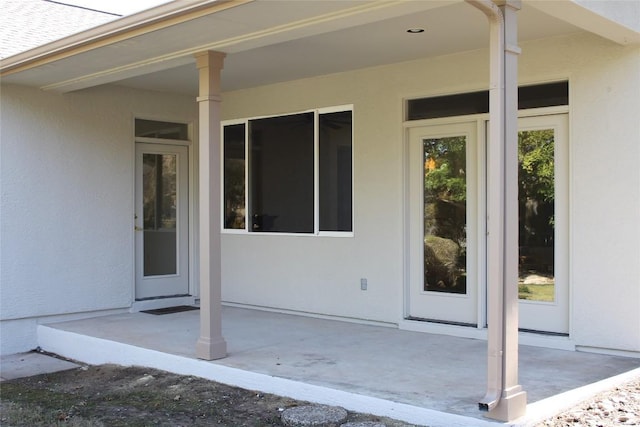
[491, 0, 527, 420]
[194, 50, 227, 360]
[466, 0, 526, 421]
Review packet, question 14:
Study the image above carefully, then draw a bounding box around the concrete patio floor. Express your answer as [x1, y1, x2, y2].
[36, 306, 639, 426]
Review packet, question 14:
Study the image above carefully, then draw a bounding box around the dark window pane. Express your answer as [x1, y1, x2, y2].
[407, 82, 568, 121]
[135, 119, 188, 140]
[319, 111, 353, 232]
[407, 92, 488, 120]
[423, 136, 467, 294]
[249, 113, 314, 233]
[518, 82, 568, 110]
[223, 124, 246, 229]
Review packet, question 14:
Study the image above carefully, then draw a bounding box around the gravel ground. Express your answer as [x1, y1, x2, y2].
[535, 377, 640, 427]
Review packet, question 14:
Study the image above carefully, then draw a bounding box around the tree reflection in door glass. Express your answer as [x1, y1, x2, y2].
[423, 137, 467, 294]
[142, 153, 178, 276]
[518, 129, 555, 301]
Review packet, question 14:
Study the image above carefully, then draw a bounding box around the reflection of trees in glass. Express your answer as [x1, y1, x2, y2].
[143, 154, 177, 230]
[224, 124, 246, 229]
[224, 159, 245, 229]
[423, 137, 467, 293]
[518, 129, 555, 298]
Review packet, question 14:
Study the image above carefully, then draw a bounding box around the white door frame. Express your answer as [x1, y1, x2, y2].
[516, 113, 570, 334]
[134, 142, 190, 300]
[407, 120, 480, 326]
[403, 108, 570, 338]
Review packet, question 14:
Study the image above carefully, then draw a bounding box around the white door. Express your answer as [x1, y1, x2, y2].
[408, 122, 479, 325]
[135, 143, 189, 299]
[407, 115, 569, 333]
[516, 114, 569, 334]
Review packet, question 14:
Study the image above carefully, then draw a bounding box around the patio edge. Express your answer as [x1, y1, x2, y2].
[37, 324, 502, 427]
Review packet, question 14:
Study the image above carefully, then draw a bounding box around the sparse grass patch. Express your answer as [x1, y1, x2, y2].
[519, 283, 554, 302]
[0, 365, 417, 426]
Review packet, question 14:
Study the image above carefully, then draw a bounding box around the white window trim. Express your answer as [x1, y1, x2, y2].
[221, 105, 354, 237]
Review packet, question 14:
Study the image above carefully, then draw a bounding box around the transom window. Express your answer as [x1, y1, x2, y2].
[222, 106, 353, 235]
[406, 81, 568, 121]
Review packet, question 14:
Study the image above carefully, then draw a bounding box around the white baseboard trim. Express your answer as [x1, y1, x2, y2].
[221, 301, 397, 329]
[576, 345, 640, 359]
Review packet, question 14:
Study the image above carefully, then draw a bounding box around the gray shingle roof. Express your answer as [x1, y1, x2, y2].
[0, 0, 120, 60]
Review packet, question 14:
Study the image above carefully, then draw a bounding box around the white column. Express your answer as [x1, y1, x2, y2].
[194, 50, 227, 360]
[465, 0, 526, 421]
[498, 1, 526, 421]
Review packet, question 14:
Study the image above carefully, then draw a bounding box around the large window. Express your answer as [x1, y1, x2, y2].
[223, 107, 353, 234]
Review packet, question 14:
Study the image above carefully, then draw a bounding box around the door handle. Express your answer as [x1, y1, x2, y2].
[134, 226, 143, 231]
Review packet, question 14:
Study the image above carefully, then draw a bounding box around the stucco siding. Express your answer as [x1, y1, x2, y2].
[0, 84, 197, 354]
[566, 39, 640, 352]
[221, 32, 640, 352]
[1, 32, 638, 356]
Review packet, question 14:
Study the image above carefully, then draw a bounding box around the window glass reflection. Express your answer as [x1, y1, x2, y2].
[423, 136, 467, 294]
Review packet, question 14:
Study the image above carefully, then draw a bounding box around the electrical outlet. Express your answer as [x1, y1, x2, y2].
[360, 278, 367, 290]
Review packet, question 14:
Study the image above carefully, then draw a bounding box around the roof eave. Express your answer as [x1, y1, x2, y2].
[0, 0, 252, 77]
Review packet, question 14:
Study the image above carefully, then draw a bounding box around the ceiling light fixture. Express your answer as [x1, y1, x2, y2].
[406, 28, 425, 34]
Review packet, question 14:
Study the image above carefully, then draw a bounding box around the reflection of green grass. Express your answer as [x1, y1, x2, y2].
[519, 283, 554, 302]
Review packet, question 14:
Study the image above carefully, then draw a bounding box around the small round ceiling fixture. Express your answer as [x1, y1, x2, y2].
[406, 28, 425, 34]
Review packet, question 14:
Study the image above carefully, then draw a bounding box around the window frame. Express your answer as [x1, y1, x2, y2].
[220, 105, 354, 237]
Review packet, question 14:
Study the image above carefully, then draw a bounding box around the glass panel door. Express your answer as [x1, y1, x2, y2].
[135, 143, 189, 299]
[408, 122, 478, 325]
[517, 114, 569, 333]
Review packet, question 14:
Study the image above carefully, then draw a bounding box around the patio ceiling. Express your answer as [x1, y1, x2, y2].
[0, 0, 622, 96]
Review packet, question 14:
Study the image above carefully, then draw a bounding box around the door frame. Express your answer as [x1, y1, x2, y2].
[134, 142, 189, 300]
[406, 120, 481, 326]
[131, 119, 198, 311]
[515, 113, 570, 335]
[402, 106, 571, 341]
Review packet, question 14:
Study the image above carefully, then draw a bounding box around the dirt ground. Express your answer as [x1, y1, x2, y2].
[0, 364, 421, 427]
[3, 360, 637, 427]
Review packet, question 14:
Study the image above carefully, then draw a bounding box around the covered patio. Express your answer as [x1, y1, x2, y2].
[37, 306, 639, 426]
[3, 1, 639, 425]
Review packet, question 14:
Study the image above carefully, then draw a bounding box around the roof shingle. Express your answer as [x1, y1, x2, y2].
[0, 0, 120, 60]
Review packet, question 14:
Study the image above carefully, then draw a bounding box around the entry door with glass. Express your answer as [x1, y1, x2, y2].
[516, 114, 569, 334]
[135, 143, 189, 299]
[408, 122, 479, 325]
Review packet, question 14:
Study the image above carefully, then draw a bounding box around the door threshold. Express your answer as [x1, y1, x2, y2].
[519, 328, 569, 337]
[400, 318, 575, 351]
[140, 305, 199, 315]
[405, 316, 477, 328]
[399, 318, 487, 340]
[130, 296, 196, 312]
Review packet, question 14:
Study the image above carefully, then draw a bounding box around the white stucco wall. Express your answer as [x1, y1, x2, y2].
[519, 34, 640, 353]
[221, 32, 640, 353]
[0, 84, 197, 355]
[1, 32, 638, 356]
